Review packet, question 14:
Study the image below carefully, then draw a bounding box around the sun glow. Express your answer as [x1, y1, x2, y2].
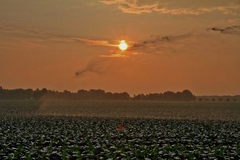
[119, 40, 128, 51]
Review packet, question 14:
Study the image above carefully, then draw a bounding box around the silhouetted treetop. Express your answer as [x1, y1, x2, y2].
[0, 87, 131, 101]
[133, 89, 195, 101]
[0, 86, 203, 101]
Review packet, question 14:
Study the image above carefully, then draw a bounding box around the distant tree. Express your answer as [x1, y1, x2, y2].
[133, 94, 146, 101]
[33, 88, 48, 100]
[147, 93, 163, 101]
[77, 89, 87, 95]
[63, 90, 72, 100]
[105, 92, 113, 100]
[117, 92, 130, 100]
[25, 89, 34, 99]
[181, 90, 195, 101]
[163, 91, 176, 101]
[89, 89, 105, 100]
[176, 92, 182, 101]
[0, 86, 4, 99]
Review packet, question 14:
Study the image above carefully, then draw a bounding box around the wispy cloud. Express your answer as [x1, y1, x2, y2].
[0, 24, 119, 48]
[72, 38, 118, 47]
[0, 24, 195, 54]
[0, 24, 55, 38]
[99, 53, 127, 58]
[75, 58, 111, 77]
[100, 0, 240, 15]
[207, 25, 240, 36]
[126, 34, 197, 55]
[132, 34, 191, 49]
[48, 37, 119, 47]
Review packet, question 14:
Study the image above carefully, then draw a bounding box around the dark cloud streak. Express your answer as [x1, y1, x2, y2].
[207, 25, 240, 36]
[132, 34, 190, 48]
[75, 58, 108, 77]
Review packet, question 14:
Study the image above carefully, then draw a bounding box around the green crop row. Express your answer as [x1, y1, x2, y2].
[0, 116, 239, 160]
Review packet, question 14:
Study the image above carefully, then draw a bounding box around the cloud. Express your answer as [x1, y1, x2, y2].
[207, 25, 240, 36]
[0, 24, 119, 48]
[99, 53, 127, 58]
[2, 23, 193, 55]
[100, 0, 240, 15]
[132, 34, 191, 49]
[0, 24, 55, 38]
[75, 58, 112, 77]
[71, 38, 118, 47]
[75, 59, 105, 76]
[0, 24, 128, 59]
[49, 37, 119, 47]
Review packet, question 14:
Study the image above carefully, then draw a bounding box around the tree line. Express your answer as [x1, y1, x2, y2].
[196, 96, 240, 102]
[133, 90, 195, 101]
[0, 86, 195, 101]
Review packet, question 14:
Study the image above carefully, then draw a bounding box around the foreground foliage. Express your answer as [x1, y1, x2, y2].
[0, 116, 240, 160]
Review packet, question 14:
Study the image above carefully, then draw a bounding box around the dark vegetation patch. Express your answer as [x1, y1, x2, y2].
[0, 101, 240, 159]
[0, 116, 240, 159]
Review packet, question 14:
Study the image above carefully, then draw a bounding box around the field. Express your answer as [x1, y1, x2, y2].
[0, 101, 240, 159]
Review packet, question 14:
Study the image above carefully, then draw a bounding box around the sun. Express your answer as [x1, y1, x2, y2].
[119, 40, 128, 51]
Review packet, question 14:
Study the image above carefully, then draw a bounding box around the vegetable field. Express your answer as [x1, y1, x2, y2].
[0, 101, 240, 159]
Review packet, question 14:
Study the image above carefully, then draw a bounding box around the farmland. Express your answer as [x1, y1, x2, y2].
[0, 101, 240, 159]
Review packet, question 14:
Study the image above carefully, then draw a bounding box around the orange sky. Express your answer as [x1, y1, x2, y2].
[1, 0, 240, 95]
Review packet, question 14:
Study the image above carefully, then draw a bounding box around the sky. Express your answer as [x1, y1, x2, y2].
[0, 0, 240, 96]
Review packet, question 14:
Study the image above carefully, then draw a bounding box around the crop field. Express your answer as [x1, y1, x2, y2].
[0, 101, 240, 159]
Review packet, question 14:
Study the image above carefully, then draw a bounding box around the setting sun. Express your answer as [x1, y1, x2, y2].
[119, 40, 128, 51]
